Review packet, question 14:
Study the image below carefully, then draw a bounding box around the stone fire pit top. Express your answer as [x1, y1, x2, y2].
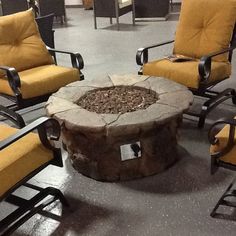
[46, 75, 193, 136]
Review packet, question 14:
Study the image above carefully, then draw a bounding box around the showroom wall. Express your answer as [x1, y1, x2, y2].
[65, 0, 82, 6]
[65, 0, 181, 6]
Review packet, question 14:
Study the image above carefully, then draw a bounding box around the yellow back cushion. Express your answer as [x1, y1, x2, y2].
[173, 0, 236, 62]
[0, 9, 54, 75]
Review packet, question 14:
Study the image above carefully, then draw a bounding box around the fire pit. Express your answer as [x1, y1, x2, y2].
[46, 74, 193, 181]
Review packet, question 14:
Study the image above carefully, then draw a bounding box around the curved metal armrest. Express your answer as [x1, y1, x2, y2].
[198, 45, 236, 83]
[47, 46, 84, 70]
[0, 105, 25, 128]
[0, 117, 61, 151]
[0, 66, 21, 95]
[136, 40, 174, 66]
[208, 118, 236, 158]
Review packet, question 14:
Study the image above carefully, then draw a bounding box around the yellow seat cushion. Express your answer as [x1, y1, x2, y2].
[0, 124, 53, 198]
[0, 65, 80, 99]
[173, 0, 236, 62]
[143, 59, 231, 89]
[210, 119, 236, 165]
[0, 9, 54, 76]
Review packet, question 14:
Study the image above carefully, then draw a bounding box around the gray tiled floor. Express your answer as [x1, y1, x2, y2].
[1, 7, 236, 236]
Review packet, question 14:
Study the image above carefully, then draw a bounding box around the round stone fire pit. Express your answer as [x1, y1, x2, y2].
[46, 74, 193, 181]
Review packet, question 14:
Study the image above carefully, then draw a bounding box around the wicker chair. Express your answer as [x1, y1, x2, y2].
[93, 0, 135, 30]
[38, 0, 66, 24]
[1, 0, 28, 15]
[35, 13, 55, 49]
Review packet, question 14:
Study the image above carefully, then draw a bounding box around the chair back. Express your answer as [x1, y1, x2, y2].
[0, 10, 54, 75]
[173, 0, 236, 62]
[93, 0, 117, 17]
[35, 14, 55, 48]
[1, 0, 28, 15]
[38, 0, 65, 17]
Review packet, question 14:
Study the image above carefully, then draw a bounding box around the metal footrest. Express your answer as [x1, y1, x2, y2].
[0, 184, 69, 236]
[211, 180, 236, 220]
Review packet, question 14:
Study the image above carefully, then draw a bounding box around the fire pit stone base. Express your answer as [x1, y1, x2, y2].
[46, 74, 193, 181]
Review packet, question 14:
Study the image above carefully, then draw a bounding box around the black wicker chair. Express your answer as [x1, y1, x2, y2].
[0, 105, 69, 235]
[133, 0, 170, 19]
[35, 13, 55, 49]
[93, 0, 135, 30]
[38, 0, 66, 24]
[1, 0, 28, 15]
[136, 0, 236, 128]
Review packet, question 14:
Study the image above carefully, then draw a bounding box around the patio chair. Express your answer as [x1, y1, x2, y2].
[1, 0, 28, 15]
[37, 0, 66, 24]
[0, 9, 84, 111]
[133, 0, 170, 19]
[136, 0, 236, 128]
[93, 0, 135, 30]
[0, 105, 69, 235]
[209, 117, 236, 218]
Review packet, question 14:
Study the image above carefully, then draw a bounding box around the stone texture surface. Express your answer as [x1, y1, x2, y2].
[62, 118, 180, 181]
[67, 76, 114, 88]
[47, 74, 193, 181]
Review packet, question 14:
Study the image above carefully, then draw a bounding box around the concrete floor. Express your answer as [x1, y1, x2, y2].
[1, 7, 236, 236]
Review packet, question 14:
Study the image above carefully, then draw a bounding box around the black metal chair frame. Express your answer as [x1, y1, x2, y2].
[136, 25, 236, 128]
[0, 46, 84, 111]
[93, 0, 135, 30]
[0, 105, 69, 236]
[208, 118, 236, 219]
[1, 0, 29, 16]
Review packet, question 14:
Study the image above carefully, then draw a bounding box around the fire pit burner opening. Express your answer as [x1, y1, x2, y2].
[77, 86, 158, 114]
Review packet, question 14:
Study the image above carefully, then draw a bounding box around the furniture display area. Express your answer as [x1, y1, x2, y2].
[136, 0, 236, 128]
[209, 117, 236, 218]
[93, 0, 135, 30]
[46, 74, 193, 181]
[0, 105, 68, 235]
[0, 9, 84, 111]
[134, 0, 170, 19]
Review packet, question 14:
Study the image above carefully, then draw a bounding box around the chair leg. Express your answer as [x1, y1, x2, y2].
[110, 17, 113, 24]
[132, 0, 135, 26]
[210, 156, 219, 175]
[64, 9, 67, 23]
[60, 16, 64, 24]
[231, 88, 236, 104]
[94, 15, 97, 29]
[170, 0, 173, 11]
[0, 186, 69, 236]
[116, 16, 120, 30]
[211, 179, 236, 218]
[115, 0, 119, 30]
